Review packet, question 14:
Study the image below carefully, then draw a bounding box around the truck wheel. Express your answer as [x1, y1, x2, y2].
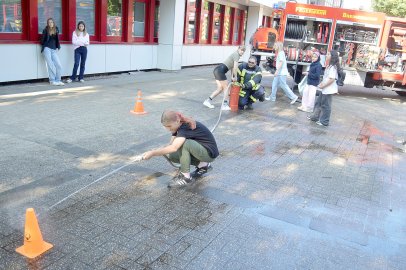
[395, 91, 406, 96]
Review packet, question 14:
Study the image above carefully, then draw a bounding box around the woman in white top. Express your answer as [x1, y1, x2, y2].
[266, 42, 298, 104]
[66, 21, 89, 83]
[308, 50, 339, 126]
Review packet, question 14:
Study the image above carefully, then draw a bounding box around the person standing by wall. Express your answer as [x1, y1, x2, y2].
[298, 51, 322, 112]
[308, 50, 340, 126]
[203, 46, 246, 110]
[40, 18, 64, 86]
[265, 42, 298, 104]
[66, 21, 89, 83]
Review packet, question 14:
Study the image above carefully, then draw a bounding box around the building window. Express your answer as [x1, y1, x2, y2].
[200, 0, 210, 43]
[185, 0, 197, 43]
[211, 3, 222, 44]
[133, 1, 146, 38]
[233, 9, 241, 44]
[0, 0, 22, 33]
[262, 16, 271, 28]
[76, 0, 95, 35]
[107, 0, 122, 36]
[232, 8, 245, 45]
[38, 0, 62, 33]
[222, 6, 231, 44]
[242, 10, 247, 43]
[154, 0, 159, 41]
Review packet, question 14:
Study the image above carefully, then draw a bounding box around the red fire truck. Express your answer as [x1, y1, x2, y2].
[250, 1, 406, 95]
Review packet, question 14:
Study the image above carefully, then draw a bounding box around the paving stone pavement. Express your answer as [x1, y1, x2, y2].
[1, 66, 405, 269]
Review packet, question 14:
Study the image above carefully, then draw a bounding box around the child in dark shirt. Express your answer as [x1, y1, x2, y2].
[142, 110, 219, 188]
[298, 51, 322, 112]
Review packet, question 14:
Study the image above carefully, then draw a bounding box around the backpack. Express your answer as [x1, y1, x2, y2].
[336, 68, 346, 86]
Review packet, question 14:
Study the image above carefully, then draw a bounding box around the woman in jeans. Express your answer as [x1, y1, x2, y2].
[142, 110, 219, 188]
[308, 50, 339, 126]
[40, 18, 64, 86]
[66, 21, 89, 83]
[265, 42, 298, 104]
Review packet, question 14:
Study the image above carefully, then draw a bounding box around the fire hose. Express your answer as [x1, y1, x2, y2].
[46, 83, 232, 212]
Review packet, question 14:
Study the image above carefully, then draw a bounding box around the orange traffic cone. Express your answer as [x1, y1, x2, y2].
[15, 208, 53, 259]
[130, 90, 147, 115]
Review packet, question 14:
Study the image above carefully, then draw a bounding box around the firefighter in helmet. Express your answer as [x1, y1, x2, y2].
[237, 56, 265, 110]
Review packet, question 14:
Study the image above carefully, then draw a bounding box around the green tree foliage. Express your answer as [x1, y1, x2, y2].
[373, 0, 406, 18]
[108, 0, 121, 15]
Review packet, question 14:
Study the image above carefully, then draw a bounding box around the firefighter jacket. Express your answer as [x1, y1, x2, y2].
[236, 63, 262, 101]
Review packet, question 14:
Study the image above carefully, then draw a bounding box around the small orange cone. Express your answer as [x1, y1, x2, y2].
[15, 208, 53, 259]
[130, 90, 147, 115]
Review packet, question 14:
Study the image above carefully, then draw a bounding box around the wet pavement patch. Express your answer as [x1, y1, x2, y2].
[309, 218, 369, 246]
[259, 206, 311, 228]
[191, 186, 262, 208]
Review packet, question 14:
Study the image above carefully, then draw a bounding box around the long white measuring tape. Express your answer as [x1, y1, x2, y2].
[45, 83, 231, 213]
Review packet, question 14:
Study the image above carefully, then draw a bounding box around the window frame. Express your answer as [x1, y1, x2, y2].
[198, 0, 210, 44]
[153, 0, 159, 42]
[75, 0, 99, 42]
[183, 0, 199, 44]
[221, 5, 232, 45]
[232, 8, 244, 45]
[104, 0, 124, 42]
[129, 0, 149, 42]
[262, 15, 271, 28]
[0, 0, 164, 45]
[0, 0, 28, 41]
[210, 2, 223, 44]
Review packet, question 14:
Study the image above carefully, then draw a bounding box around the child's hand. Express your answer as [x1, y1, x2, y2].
[142, 151, 154, 160]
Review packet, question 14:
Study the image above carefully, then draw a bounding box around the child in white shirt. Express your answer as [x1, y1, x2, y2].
[308, 50, 339, 126]
[66, 21, 89, 83]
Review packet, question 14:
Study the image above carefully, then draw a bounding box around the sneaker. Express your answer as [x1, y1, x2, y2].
[265, 96, 276, 102]
[203, 99, 215, 109]
[290, 96, 298, 105]
[57, 81, 65, 86]
[297, 106, 304, 111]
[316, 121, 328, 127]
[79, 79, 85, 83]
[258, 95, 265, 102]
[221, 103, 231, 111]
[304, 108, 313, 113]
[167, 173, 193, 188]
[191, 163, 212, 178]
[66, 78, 72, 83]
[50, 81, 58, 85]
[307, 115, 316, 121]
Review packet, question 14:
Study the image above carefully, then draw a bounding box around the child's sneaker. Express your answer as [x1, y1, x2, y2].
[290, 96, 298, 105]
[191, 163, 212, 178]
[316, 121, 328, 127]
[167, 173, 193, 188]
[221, 103, 231, 111]
[66, 78, 72, 83]
[203, 99, 214, 109]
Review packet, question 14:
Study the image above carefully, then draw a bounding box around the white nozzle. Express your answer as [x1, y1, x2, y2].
[131, 155, 144, 162]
